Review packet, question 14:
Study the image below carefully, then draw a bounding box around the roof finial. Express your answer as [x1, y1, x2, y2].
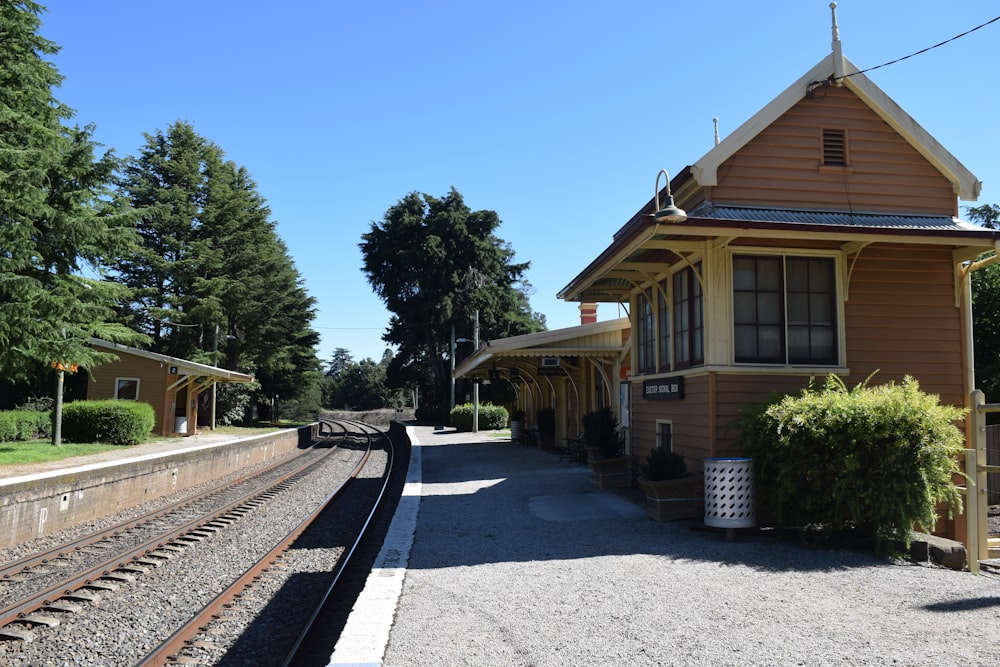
[830, 2, 840, 46]
[830, 2, 845, 83]
[713, 117, 720, 146]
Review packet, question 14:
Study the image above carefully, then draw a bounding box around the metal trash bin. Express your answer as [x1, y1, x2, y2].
[703, 457, 755, 529]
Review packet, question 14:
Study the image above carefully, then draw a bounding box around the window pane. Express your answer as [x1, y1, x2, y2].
[757, 293, 782, 323]
[116, 379, 138, 400]
[786, 293, 808, 325]
[734, 293, 756, 323]
[735, 325, 756, 358]
[758, 326, 783, 360]
[757, 258, 781, 291]
[733, 258, 755, 290]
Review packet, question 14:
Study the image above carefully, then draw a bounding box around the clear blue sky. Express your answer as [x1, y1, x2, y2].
[39, 1, 1000, 365]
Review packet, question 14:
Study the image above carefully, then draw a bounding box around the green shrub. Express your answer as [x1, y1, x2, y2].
[61, 400, 156, 446]
[736, 374, 966, 552]
[450, 403, 509, 432]
[642, 446, 687, 481]
[0, 410, 52, 442]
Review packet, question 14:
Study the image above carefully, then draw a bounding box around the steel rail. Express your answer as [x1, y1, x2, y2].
[0, 428, 342, 631]
[0, 426, 343, 581]
[137, 421, 379, 666]
[279, 421, 396, 666]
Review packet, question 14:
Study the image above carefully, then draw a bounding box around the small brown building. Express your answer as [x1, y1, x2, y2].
[88, 338, 254, 437]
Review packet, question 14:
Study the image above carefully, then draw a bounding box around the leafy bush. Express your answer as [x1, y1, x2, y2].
[736, 374, 966, 552]
[642, 446, 687, 481]
[0, 410, 52, 442]
[582, 406, 620, 458]
[61, 400, 156, 446]
[450, 403, 509, 431]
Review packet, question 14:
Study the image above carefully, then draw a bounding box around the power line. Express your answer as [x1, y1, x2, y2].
[848, 14, 1000, 78]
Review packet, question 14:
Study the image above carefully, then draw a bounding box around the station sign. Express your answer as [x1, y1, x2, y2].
[642, 376, 684, 400]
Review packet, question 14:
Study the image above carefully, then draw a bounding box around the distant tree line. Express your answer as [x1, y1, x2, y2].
[1, 3, 544, 426]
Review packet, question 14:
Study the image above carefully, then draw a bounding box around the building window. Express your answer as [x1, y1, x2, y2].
[822, 128, 848, 166]
[657, 279, 670, 371]
[636, 290, 655, 373]
[115, 377, 140, 400]
[673, 264, 704, 368]
[733, 255, 837, 365]
[656, 419, 673, 452]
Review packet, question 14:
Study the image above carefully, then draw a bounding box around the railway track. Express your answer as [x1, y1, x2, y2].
[0, 419, 407, 666]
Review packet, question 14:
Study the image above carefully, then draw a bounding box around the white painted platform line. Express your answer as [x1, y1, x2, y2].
[327, 427, 423, 667]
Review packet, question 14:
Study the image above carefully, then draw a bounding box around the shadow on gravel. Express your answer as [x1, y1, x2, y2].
[407, 437, 900, 575]
[922, 596, 1000, 612]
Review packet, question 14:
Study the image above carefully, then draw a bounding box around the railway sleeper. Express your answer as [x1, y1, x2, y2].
[60, 589, 100, 603]
[42, 600, 83, 614]
[83, 580, 119, 592]
[0, 625, 34, 642]
[17, 613, 60, 628]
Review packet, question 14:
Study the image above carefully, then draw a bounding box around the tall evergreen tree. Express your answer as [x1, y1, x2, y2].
[0, 1, 146, 386]
[360, 188, 544, 417]
[113, 121, 321, 415]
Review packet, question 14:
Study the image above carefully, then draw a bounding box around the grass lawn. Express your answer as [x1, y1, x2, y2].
[0, 440, 121, 467]
[0, 425, 285, 468]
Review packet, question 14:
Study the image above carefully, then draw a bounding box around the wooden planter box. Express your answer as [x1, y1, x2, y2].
[590, 455, 632, 490]
[638, 476, 703, 521]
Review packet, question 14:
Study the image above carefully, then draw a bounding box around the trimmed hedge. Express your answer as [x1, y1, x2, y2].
[450, 403, 509, 432]
[61, 400, 156, 446]
[737, 374, 965, 553]
[0, 410, 52, 442]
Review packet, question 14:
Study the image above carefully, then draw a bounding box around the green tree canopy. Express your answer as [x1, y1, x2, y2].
[0, 1, 146, 383]
[112, 120, 321, 412]
[360, 189, 544, 416]
[969, 204, 1000, 403]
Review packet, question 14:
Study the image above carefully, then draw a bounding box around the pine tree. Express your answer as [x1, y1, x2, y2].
[0, 1, 146, 383]
[113, 121, 321, 415]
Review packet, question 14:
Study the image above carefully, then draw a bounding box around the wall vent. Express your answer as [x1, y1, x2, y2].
[822, 128, 848, 166]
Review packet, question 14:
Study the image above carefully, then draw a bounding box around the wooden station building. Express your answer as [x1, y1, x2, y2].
[455, 10, 1000, 548]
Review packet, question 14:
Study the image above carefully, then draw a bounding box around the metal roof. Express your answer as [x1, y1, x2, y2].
[690, 203, 982, 232]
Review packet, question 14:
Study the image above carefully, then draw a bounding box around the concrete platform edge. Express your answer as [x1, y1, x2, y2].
[327, 425, 423, 666]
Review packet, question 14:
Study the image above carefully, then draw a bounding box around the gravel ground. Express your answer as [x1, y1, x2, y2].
[379, 427, 1000, 667]
[0, 444, 368, 666]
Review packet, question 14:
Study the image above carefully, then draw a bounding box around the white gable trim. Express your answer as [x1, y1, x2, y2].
[691, 54, 981, 202]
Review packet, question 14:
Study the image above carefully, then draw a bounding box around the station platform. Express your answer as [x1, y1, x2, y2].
[328, 425, 1000, 667]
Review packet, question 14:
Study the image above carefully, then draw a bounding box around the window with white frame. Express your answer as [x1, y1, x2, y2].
[115, 377, 140, 400]
[733, 255, 837, 365]
[673, 264, 704, 368]
[657, 278, 670, 372]
[655, 419, 673, 452]
[636, 289, 655, 373]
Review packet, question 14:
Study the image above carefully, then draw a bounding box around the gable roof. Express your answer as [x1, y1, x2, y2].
[691, 52, 982, 201]
[90, 338, 254, 384]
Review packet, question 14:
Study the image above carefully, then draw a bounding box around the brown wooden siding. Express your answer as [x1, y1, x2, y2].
[709, 86, 956, 215]
[630, 376, 711, 474]
[842, 244, 964, 405]
[89, 355, 175, 436]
